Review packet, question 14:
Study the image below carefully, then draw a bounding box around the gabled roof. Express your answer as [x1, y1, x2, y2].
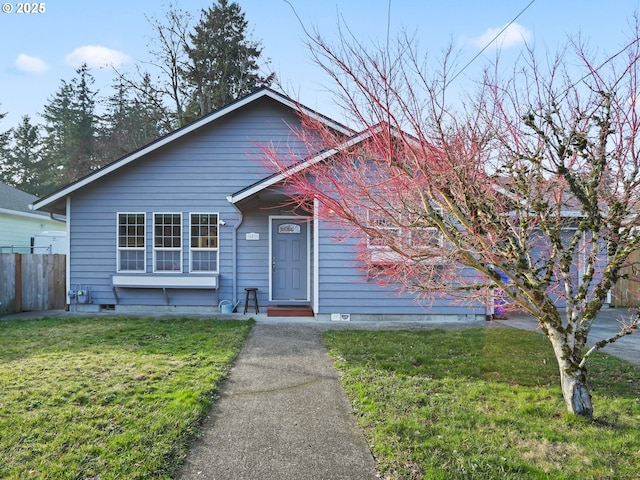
[228, 124, 389, 204]
[32, 88, 353, 214]
[228, 123, 590, 221]
[0, 181, 51, 220]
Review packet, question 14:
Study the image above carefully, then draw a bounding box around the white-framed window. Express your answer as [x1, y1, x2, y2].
[153, 213, 182, 272]
[117, 212, 146, 272]
[367, 216, 401, 248]
[367, 210, 444, 264]
[367, 214, 403, 263]
[411, 227, 443, 248]
[190, 213, 219, 272]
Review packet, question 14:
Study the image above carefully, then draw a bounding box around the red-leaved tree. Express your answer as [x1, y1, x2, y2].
[266, 25, 640, 417]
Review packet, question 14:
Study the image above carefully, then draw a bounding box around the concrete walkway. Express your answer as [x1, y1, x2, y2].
[177, 322, 378, 480]
[3, 307, 639, 479]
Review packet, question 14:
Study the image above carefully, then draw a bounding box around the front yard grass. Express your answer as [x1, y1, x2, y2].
[323, 326, 640, 479]
[0, 316, 253, 479]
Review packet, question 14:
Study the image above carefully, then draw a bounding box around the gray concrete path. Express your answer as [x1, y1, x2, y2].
[176, 323, 377, 480]
[4, 307, 639, 480]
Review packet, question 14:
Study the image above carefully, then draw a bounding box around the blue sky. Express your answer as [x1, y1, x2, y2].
[1, 0, 640, 129]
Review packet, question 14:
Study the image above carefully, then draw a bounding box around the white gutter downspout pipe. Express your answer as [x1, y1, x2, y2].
[227, 197, 244, 307]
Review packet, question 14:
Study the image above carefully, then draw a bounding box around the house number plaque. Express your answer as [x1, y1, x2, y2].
[278, 224, 301, 234]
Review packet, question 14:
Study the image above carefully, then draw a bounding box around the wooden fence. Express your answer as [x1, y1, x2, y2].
[611, 249, 640, 307]
[0, 253, 66, 315]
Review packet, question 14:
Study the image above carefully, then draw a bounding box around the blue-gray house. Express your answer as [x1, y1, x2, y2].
[32, 88, 487, 320]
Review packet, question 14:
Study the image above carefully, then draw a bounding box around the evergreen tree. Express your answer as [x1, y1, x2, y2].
[41, 64, 98, 187]
[184, 0, 274, 119]
[98, 78, 165, 162]
[0, 109, 11, 181]
[1, 116, 52, 196]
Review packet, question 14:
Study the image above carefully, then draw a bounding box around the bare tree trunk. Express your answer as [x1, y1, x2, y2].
[559, 367, 593, 418]
[547, 327, 594, 417]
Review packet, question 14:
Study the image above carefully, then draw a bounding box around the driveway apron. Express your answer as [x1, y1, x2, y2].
[177, 323, 377, 480]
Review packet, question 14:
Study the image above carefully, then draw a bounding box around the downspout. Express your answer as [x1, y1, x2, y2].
[66, 197, 72, 310]
[227, 197, 244, 306]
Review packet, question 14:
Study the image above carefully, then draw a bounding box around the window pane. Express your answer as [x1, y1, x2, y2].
[154, 213, 181, 248]
[155, 251, 181, 271]
[369, 227, 400, 246]
[190, 213, 218, 272]
[190, 213, 218, 249]
[192, 251, 218, 271]
[117, 213, 145, 272]
[119, 250, 144, 271]
[412, 228, 442, 247]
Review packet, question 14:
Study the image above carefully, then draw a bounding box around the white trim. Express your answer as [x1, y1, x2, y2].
[269, 215, 311, 302]
[0, 207, 58, 221]
[32, 89, 353, 213]
[313, 198, 320, 314]
[116, 212, 147, 273]
[152, 212, 183, 273]
[112, 274, 218, 288]
[188, 212, 220, 274]
[228, 128, 376, 205]
[66, 197, 71, 305]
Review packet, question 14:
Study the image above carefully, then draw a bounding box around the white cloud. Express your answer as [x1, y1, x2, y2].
[469, 23, 532, 50]
[14, 54, 48, 74]
[64, 45, 131, 68]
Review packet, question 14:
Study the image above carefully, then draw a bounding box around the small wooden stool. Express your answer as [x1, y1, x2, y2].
[244, 287, 259, 314]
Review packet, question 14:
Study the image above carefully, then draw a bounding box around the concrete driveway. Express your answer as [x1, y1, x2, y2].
[494, 307, 640, 366]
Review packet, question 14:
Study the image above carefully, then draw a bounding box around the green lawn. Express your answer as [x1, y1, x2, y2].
[0, 316, 253, 479]
[323, 326, 640, 479]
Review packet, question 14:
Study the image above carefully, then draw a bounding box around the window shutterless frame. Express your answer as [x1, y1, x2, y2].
[189, 212, 220, 273]
[153, 212, 182, 273]
[116, 212, 146, 272]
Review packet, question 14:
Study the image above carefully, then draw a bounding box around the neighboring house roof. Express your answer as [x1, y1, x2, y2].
[0, 181, 52, 220]
[32, 88, 354, 216]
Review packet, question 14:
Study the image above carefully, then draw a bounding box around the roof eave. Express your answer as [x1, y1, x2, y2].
[32, 88, 354, 212]
[228, 128, 374, 205]
[0, 207, 57, 221]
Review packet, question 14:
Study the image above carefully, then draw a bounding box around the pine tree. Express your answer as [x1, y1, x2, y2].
[0, 116, 52, 196]
[0, 109, 11, 181]
[98, 78, 165, 162]
[41, 64, 98, 186]
[184, 0, 274, 119]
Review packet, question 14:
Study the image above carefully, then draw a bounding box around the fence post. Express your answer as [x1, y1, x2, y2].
[15, 253, 22, 312]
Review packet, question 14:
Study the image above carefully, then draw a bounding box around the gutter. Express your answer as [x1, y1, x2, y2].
[227, 197, 244, 306]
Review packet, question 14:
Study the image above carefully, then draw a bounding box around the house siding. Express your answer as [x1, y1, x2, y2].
[44, 90, 488, 320]
[235, 208, 272, 309]
[315, 218, 487, 319]
[67, 98, 307, 310]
